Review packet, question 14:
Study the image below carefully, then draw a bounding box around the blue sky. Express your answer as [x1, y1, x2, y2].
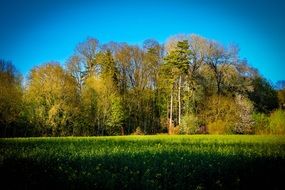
[0, 0, 284, 83]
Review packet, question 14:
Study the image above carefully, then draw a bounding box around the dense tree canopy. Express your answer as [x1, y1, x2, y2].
[24, 63, 79, 136]
[0, 60, 23, 136]
[0, 34, 283, 137]
[248, 77, 279, 113]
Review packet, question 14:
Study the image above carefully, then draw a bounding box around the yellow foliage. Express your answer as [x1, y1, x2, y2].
[201, 95, 254, 134]
[168, 125, 180, 135]
[207, 120, 230, 134]
[269, 109, 285, 135]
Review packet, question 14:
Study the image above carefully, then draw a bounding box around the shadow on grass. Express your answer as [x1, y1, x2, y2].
[1, 151, 284, 190]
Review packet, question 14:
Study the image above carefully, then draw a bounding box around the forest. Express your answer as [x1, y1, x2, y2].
[1, 34, 285, 137]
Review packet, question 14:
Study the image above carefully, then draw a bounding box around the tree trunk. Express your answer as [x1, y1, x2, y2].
[169, 89, 173, 128]
[178, 76, 181, 125]
[167, 99, 169, 126]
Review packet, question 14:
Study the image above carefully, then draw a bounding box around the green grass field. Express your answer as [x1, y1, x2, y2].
[1, 135, 285, 189]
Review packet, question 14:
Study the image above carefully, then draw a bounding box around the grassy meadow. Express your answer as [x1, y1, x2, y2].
[1, 135, 285, 189]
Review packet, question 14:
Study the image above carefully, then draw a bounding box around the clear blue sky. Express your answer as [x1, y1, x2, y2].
[0, 0, 284, 83]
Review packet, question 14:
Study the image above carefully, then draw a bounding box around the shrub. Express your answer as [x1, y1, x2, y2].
[132, 127, 144, 135]
[179, 114, 200, 134]
[252, 112, 270, 134]
[269, 109, 285, 135]
[201, 95, 236, 126]
[168, 125, 180, 135]
[207, 120, 230, 134]
[233, 95, 254, 134]
[248, 76, 279, 113]
[201, 95, 254, 134]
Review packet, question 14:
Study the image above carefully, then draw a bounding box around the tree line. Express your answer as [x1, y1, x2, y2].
[1, 34, 284, 137]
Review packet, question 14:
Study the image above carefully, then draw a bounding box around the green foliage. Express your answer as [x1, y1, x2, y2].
[1, 35, 282, 137]
[132, 127, 144, 135]
[24, 63, 78, 136]
[0, 60, 23, 136]
[269, 109, 285, 135]
[201, 95, 235, 133]
[249, 77, 279, 113]
[179, 114, 200, 134]
[207, 120, 230, 134]
[277, 88, 285, 109]
[251, 110, 285, 135]
[107, 95, 125, 135]
[163, 40, 190, 83]
[252, 112, 270, 134]
[201, 95, 254, 134]
[1, 135, 285, 189]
